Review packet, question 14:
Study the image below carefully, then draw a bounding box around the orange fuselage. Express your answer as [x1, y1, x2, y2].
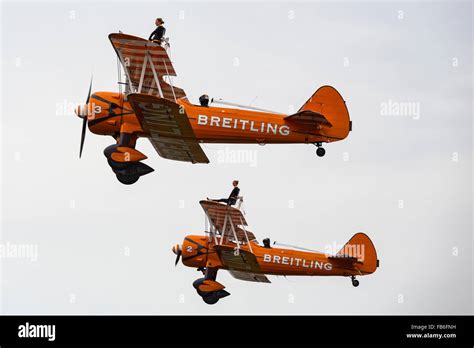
[181, 235, 368, 277]
[86, 92, 346, 144]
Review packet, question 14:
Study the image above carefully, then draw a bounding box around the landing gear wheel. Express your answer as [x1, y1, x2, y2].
[202, 293, 219, 305]
[316, 147, 326, 157]
[351, 276, 359, 287]
[116, 173, 140, 185]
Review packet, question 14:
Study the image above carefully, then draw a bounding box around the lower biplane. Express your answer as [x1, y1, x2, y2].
[75, 33, 352, 184]
[173, 199, 379, 305]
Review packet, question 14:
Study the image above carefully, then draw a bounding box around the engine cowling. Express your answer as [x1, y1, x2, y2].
[180, 235, 209, 269]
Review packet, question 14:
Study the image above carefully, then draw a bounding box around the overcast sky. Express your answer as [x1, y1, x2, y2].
[0, 0, 472, 314]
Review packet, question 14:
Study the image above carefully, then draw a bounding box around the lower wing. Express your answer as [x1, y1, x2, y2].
[128, 93, 209, 163]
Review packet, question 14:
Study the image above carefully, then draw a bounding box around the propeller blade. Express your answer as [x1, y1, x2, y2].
[79, 116, 87, 158]
[85, 76, 93, 104]
[174, 252, 181, 266]
[79, 76, 93, 158]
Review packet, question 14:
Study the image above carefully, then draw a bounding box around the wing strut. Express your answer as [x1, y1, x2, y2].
[137, 54, 148, 93]
[115, 48, 134, 92]
[109, 33, 187, 100]
[220, 214, 229, 245]
[200, 200, 253, 250]
[146, 52, 164, 98]
[218, 209, 240, 252]
[239, 216, 253, 253]
[162, 57, 176, 102]
[229, 217, 241, 253]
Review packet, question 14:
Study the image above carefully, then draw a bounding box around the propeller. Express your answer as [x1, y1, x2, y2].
[172, 244, 182, 266]
[78, 76, 93, 158]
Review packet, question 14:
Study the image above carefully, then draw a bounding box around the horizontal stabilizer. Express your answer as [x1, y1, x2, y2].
[328, 255, 359, 264]
[284, 110, 332, 128]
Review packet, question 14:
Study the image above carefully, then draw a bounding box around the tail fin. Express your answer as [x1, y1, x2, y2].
[337, 233, 379, 274]
[299, 85, 351, 140]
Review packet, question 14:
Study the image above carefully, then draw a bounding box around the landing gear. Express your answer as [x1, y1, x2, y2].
[351, 275, 359, 287]
[116, 173, 140, 185]
[202, 292, 221, 305]
[193, 275, 230, 305]
[314, 142, 326, 157]
[107, 158, 129, 170]
[199, 289, 230, 305]
[316, 147, 326, 157]
[104, 145, 154, 185]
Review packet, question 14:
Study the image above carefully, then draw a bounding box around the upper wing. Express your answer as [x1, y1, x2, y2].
[200, 200, 251, 241]
[284, 110, 332, 128]
[228, 270, 271, 283]
[109, 33, 186, 100]
[128, 93, 209, 163]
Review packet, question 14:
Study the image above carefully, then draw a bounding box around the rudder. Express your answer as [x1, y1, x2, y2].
[337, 232, 379, 274]
[299, 85, 351, 140]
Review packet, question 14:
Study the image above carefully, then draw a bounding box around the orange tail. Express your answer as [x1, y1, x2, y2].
[299, 85, 352, 140]
[337, 233, 379, 274]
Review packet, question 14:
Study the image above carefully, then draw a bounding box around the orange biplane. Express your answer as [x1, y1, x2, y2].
[173, 199, 379, 305]
[75, 33, 352, 184]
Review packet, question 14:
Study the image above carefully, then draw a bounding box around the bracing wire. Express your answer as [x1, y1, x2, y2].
[117, 56, 124, 128]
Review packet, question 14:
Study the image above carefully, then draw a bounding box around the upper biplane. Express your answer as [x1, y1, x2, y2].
[75, 33, 352, 184]
[172, 199, 379, 305]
